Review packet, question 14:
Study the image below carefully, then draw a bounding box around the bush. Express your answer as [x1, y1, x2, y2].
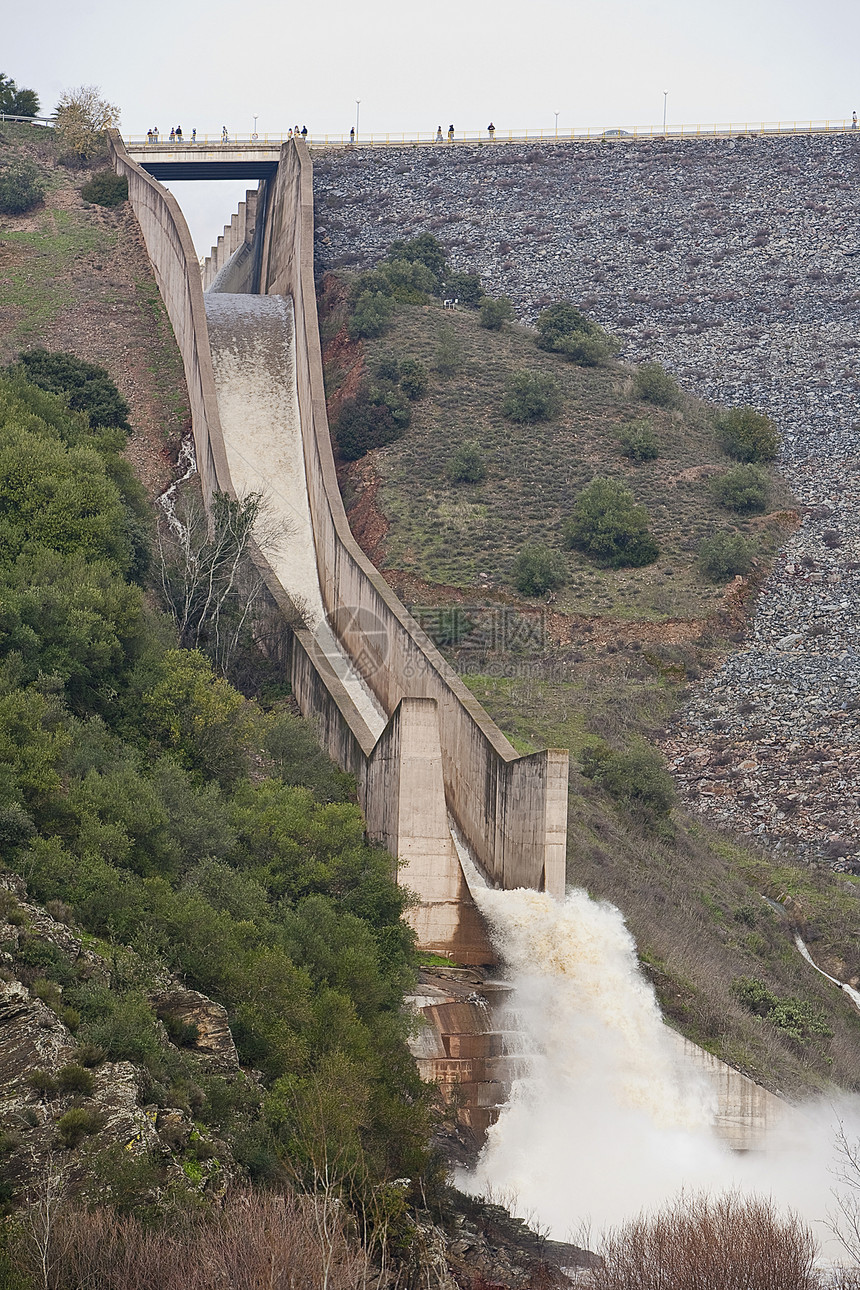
[633, 361, 681, 408]
[444, 270, 483, 305]
[512, 543, 567, 596]
[12, 348, 131, 430]
[715, 405, 780, 462]
[479, 296, 513, 330]
[590, 1193, 817, 1290]
[447, 441, 486, 485]
[374, 358, 399, 383]
[564, 477, 659, 568]
[502, 370, 561, 423]
[56, 1106, 101, 1149]
[732, 976, 833, 1042]
[619, 421, 658, 461]
[535, 302, 617, 365]
[57, 1063, 95, 1095]
[434, 322, 461, 376]
[710, 463, 769, 513]
[0, 159, 45, 215]
[80, 170, 128, 207]
[699, 530, 753, 581]
[388, 231, 447, 281]
[27, 1070, 58, 1097]
[0, 73, 40, 117]
[348, 290, 394, 339]
[579, 742, 675, 816]
[398, 358, 428, 400]
[74, 1043, 107, 1068]
[336, 387, 407, 460]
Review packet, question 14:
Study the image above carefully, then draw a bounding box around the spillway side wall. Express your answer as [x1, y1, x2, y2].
[258, 139, 569, 896]
[108, 132, 231, 501]
[203, 188, 262, 290]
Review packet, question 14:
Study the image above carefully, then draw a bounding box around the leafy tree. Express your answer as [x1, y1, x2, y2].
[512, 543, 567, 596]
[12, 349, 131, 431]
[397, 358, 427, 400]
[619, 421, 658, 461]
[479, 296, 513, 330]
[0, 73, 40, 117]
[0, 160, 45, 215]
[633, 362, 681, 408]
[142, 649, 252, 788]
[443, 270, 483, 306]
[348, 290, 394, 339]
[710, 463, 769, 513]
[536, 302, 619, 365]
[698, 530, 753, 582]
[387, 232, 447, 282]
[54, 85, 120, 162]
[715, 405, 780, 462]
[80, 170, 128, 207]
[564, 477, 659, 568]
[502, 370, 561, 423]
[447, 440, 487, 485]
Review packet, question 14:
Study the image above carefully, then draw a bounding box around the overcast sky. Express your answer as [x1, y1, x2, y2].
[7, 0, 860, 253]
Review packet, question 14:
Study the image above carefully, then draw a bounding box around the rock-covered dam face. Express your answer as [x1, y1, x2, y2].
[314, 132, 860, 869]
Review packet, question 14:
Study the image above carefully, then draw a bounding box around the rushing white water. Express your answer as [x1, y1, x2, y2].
[460, 885, 860, 1254]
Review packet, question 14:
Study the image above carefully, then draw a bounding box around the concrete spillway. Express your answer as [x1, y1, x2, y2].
[203, 292, 386, 741]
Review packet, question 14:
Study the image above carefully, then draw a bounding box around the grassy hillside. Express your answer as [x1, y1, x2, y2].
[322, 268, 860, 1101]
[322, 282, 792, 623]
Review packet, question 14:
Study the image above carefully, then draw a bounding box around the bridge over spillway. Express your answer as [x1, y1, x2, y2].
[125, 141, 282, 181]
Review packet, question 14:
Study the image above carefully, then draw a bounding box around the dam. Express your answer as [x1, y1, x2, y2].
[109, 131, 797, 1168]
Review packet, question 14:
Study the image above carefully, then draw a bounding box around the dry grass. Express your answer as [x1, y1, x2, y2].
[13, 1190, 370, 1290]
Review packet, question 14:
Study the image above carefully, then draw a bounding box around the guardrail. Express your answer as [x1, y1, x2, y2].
[122, 118, 860, 149]
[0, 113, 55, 127]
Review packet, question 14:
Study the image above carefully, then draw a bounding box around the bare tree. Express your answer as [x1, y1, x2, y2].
[22, 1153, 71, 1290]
[156, 487, 300, 680]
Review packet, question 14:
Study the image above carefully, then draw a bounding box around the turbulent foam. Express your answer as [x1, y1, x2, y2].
[460, 885, 860, 1253]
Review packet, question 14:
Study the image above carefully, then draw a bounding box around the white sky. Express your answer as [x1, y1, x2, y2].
[7, 0, 860, 254]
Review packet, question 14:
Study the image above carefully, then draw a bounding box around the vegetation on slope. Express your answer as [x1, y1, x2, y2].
[320, 240, 860, 1099]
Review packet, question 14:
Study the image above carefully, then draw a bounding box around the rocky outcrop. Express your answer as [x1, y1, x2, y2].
[153, 987, 239, 1073]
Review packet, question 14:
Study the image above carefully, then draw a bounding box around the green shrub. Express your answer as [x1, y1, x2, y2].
[348, 291, 394, 339]
[710, 464, 769, 513]
[536, 302, 592, 351]
[12, 348, 131, 430]
[27, 1070, 58, 1097]
[479, 296, 513, 330]
[502, 370, 561, 423]
[374, 358, 400, 383]
[57, 1106, 101, 1149]
[698, 530, 754, 582]
[0, 159, 45, 215]
[564, 477, 659, 568]
[57, 1063, 95, 1095]
[423, 607, 474, 646]
[579, 742, 675, 816]
[73, 1043, 107, 1068]
[715, 406, 780, 462]
[444, 271, 483, 305]
[535, 302, 617, 366]
[512, 543, 567, 596]
[633, 362, 681, 408]
[336, 387, 407, 461]
[398, 358, 428, 400]
[80, 170, 128, 207]
[161, 1012, 201, 1048]
[619, 421, 659, 462]
[388, 232, 447, 281]
[447, 441, 486, 485]
[434, 322, 461, 376]
[732, 976, 833, 1042]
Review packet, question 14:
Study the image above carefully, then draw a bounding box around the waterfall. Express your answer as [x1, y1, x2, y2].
[459, 885, 860, 1251]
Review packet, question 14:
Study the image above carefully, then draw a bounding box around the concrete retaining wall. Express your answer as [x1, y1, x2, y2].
[202, 188, 262, 291]
[108, 132, 231, 503]
[257, 140, 569, 898]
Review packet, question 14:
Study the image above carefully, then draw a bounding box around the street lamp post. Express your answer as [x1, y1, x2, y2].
[663, 91, 668, 136]
[356, 100, 360, 141]
[253, 114, 258, 140]
[554, 111, 559, 138]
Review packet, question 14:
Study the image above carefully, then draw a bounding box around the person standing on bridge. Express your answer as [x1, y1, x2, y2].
[301, 125, 307, 140]
[191, 128, 196, 143]
[350, 126, 355, 143]
[435, 125, 443, 142]
[175, 125, 182, 141]
[487, 122, 495, 139]
[853, 111, 858, 130]
[146, 128, 153, 144]
[169, 127, 175, 142]
[448, 123, 455, 142]
[221, 125, 228, 142]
